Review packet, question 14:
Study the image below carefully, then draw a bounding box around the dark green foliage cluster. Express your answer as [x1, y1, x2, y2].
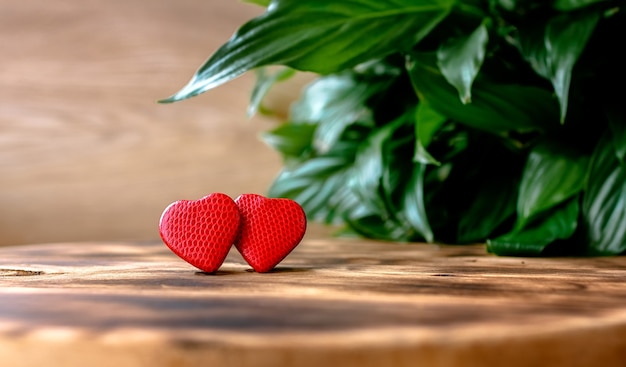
[162, 0, 625, 256]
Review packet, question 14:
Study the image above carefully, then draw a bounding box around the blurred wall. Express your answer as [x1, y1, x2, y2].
[0, 0, 283, 246]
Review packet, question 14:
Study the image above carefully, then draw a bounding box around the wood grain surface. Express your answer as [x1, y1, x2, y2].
[1, 232, 625, 367]
[0, 0, 286, 246]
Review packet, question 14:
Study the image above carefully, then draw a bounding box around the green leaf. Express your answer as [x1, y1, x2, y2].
[379, 115, 433, 242]
[582, 134, 626, 255]
[604, 97, 626, 163]
[242, 0, 271, 6]
[248, 67, 296, 117]
[487, 197, 580, 256]
[489, 0, 548, 14]
[398, 163, 434, 242]
[261, 122, 316, 161]
[516, 141, 588, 229]
[422, 128, 522, 243]
[407, 52, 559, 134]
[291, 72, 385, 154]
[457, 175, 517, 243]
[160, 0, 454, 103]
[492, 0, 519, 11]
[268, 142, 360, 224]
[413, 101, 447, 165]
[344, 214, 413, 242]
[517, 11, 600, 121]
[553, 0, 610, 11]
[436, 21, 489, 104]
[348, 121, 400, 217]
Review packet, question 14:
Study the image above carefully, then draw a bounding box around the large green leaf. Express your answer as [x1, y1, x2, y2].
[422, 128, 521, 243]
[516, 11, 600, 121]
[268, 144, 359, 224]
[378, 115, 433, 242]
[436, 21, 489, 104]
[290, 72, 385, 154]
[248, 67, 295, 117]
[261, 122, 316, 162]
[515, 141, 588, 230]
[487, 197, 580, 256]
[344, 214, 414, 242]
[457, 175, 517, 243]
[553, 0, 611, 11]
[242, 0, 271, 6]
[491, 0, 531, 11]
[398, 163, 434, 242]
[161, 0, 454, 102]
[604, 97, 626, 163]
[348, 119, 403, 217]
[582, 134, 626, 255]
[407, 52, 559, 134]
[413, 101, 447, 165]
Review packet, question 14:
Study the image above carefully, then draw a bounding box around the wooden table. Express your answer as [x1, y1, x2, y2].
[1, 230, 625, 367]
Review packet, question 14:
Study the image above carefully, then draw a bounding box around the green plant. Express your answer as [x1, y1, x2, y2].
[161, 0, 625, 256]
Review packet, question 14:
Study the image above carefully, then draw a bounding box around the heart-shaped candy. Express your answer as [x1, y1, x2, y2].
[159, 193, 241, 273]
[234, 194, 307, 273]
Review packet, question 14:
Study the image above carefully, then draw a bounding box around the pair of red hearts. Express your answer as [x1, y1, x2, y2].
[159, 193, 307, 273]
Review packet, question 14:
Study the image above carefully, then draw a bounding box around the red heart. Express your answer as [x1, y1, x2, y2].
[234, 194, 307, 273]
[159, 193, 241, 273]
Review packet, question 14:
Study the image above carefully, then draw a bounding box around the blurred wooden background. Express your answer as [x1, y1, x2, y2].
[0, 0, 291, 246]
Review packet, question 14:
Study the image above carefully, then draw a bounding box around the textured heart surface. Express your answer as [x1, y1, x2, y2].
[234, 194, 307, 273]
[159, 193, 241, 273]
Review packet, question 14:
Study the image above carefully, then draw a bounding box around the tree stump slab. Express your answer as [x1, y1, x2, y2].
[1, 234, 625, 366]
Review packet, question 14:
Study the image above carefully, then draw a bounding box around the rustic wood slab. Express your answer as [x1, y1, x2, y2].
[1, 232, 625, 367]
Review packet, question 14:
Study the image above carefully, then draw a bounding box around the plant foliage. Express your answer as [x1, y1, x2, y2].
[162, 0, 626, 256]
